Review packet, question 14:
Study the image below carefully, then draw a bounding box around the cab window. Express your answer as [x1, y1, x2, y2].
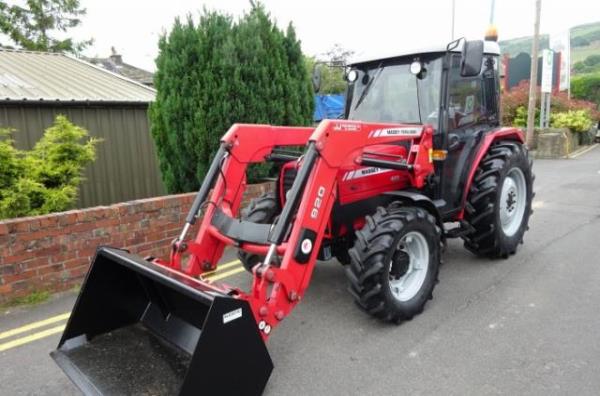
[447, 54, 499, 130]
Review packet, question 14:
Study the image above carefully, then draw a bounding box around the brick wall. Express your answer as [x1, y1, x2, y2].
[0, 183, 273, 303]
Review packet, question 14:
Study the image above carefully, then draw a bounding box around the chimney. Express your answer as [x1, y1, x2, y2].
[109, 46, 123, 65]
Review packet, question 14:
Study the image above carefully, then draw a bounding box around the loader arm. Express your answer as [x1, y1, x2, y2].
[172, 124, 317, 275]
[167, 120, 435, 339]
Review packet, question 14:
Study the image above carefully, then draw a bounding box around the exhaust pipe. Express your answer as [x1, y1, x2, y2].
[51, 247, 273, 395]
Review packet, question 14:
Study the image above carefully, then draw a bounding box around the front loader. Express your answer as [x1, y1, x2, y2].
[51, 38, 534, 395]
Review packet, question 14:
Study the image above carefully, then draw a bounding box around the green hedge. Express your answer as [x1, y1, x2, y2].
[571, 73, 600, 105]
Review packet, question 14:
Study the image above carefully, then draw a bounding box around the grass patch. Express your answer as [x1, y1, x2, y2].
[1, 290, 51, 308]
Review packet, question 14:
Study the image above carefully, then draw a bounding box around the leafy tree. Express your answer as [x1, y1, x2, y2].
[323, 43, 354, 66]
[0, 0, 91, 53]
[151, 4, 313, 193]
[0, 115, 100, 219]
[306, 44, 354, 95]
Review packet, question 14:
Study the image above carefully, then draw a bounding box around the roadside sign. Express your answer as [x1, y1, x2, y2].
[541, 49, 554, 93]
[550, 30, 570, 92]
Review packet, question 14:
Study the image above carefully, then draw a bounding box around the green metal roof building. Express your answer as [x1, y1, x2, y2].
[0, 49, 165, 208]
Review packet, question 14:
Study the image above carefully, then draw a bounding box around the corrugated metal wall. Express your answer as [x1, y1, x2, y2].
[0, 104, 166, 208]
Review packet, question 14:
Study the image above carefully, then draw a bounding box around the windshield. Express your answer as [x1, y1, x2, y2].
[347, 56, 443, 128]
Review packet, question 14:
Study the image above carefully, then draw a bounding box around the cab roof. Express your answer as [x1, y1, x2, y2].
[348, 40, 500, 66]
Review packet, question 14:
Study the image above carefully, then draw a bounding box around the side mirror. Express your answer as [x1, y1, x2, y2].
[460, 40, 484, 77]
[311, 66, 322, 93]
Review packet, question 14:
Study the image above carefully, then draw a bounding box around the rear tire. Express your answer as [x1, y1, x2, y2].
[345, 205, 441, 323]
[238, 192, 279, 272]
[462, 141, 534, 258]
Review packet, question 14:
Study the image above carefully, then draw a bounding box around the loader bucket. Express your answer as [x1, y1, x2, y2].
[50, 247, 273, 396]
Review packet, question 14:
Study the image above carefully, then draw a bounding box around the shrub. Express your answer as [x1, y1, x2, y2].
[0, 129, 22, 190]
[0, 115, 100, 219]
[571, 73, 600, 105]
[501, 81, 530, 125]
[501, 81, 600, 126]
[512, 105, 539, 127]
[550, 110, 593, 133]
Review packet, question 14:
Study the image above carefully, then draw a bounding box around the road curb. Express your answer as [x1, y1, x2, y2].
[569, 143, 598, 159]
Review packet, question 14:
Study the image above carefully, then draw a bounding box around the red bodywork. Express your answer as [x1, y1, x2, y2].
[153, 120, 523, 340]
[154, 120, 434, 339]
[279, 143, 411, 235]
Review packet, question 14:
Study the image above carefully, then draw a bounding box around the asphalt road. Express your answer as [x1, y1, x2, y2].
[1, 145, 599, 395]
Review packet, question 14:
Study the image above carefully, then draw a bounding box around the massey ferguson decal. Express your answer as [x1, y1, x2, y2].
[343, 167, 393, 181]
[368, 127, 423, 138]
[333, 122, 361, 132]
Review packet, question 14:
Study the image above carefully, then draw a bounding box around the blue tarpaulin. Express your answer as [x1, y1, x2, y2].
[314, 94, 345, 122]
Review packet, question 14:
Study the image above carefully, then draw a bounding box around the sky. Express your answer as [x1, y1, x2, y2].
[69, 0, 599, 71]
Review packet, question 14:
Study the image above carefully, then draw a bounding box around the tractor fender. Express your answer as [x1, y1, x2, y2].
[459, 127, 525, 218]
[383, 191, 444, 232]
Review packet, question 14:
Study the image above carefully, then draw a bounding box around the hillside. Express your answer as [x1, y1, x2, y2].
[499, 21, 600, 71]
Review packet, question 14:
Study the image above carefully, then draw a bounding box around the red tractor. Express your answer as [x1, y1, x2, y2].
[51, 39, 533, 395]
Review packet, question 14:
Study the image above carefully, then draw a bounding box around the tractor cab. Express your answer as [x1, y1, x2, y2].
[344, 39, 500, 131]
[342, 39, 502, 217]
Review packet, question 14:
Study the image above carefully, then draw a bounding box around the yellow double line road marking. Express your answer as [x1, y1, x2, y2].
[203, 259, 246, 281]
[0, 325, 66, 352]
[0, 259, 245, 352]
[202, 259, 242, 278]
[208, 266, 246, 281]
[0, 312, 70, 341]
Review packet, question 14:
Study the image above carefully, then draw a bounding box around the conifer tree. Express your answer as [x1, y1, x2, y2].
[0, 0, 92, 53]
[150, 4, 313, 193]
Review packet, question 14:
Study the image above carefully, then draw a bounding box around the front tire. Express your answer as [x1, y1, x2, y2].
[462, 141, 534, 258]
[345, 205, 441, 323]
[238, 192, 279, 272]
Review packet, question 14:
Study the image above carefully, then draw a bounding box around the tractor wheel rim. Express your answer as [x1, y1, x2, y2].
[389, 231, 429, 302]
[500, 167, 527, 237]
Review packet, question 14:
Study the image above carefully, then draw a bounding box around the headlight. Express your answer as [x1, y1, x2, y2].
[410, 61, 422, 75]
[347, 70, 358, 82]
